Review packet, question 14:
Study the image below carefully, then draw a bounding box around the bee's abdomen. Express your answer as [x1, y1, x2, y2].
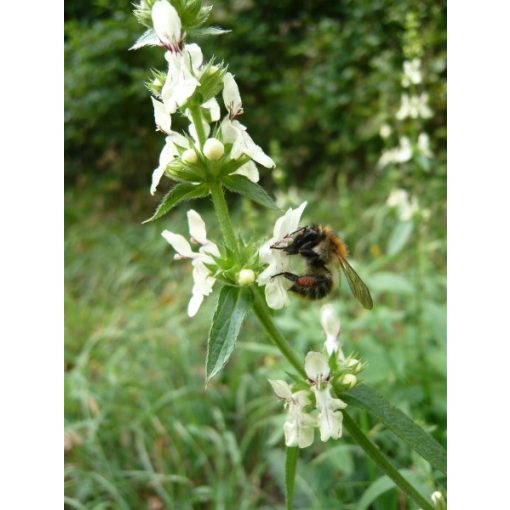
[290, 275, 333, 300]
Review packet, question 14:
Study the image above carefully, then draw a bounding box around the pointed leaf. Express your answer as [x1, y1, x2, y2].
[130, 28, 160, 50]
[285, 447, 299, 510]
[223, 175, 278, 209]
[142, 183, 209, 224]
[387, 220, 413, 256]
[343, 384, 446, 474]
[206, 286, 251, 381]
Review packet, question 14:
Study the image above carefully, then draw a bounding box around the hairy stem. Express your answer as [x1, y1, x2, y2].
[209, 181, 238, 253]
[252, 289, 306, 378]
[189, 104, 206, 147]
[342, 412, 434, 510]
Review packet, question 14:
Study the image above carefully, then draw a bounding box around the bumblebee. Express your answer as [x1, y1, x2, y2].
[271, 225, 373, 309]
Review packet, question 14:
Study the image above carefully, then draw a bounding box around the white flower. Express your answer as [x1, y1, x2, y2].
[150, 131, 190, 194]
[320, 304, 344, 358]
[379, 123, 392, 139]
[396, 93, 433, 120]
[305, 352, 347, 442]
[386, 188, 409, 208]
[161, 44, 202, 114]
[221, 118, 275, 168]
[399, 195, 419, 221]
[386, 188, 419, 221]
[257, 202, 307, 309]
[151, 0, 182, 52]
[269, 380, 316, 448]
[222, 72, 243, 119]
[151, 97, 172, 134]
[161, 210, 219, 317]
[377, 137, 412, 168]
[402, 58, 422, 87]
[417, 132, 433, 157]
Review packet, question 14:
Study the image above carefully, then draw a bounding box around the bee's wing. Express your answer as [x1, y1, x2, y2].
[337, 256, 373, 310]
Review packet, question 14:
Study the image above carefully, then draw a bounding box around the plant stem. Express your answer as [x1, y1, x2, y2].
[189, 104, 206, 147]
[209, 181, 238, 253]
[342, 412, 434, 510]
[252, 289, 306, 378]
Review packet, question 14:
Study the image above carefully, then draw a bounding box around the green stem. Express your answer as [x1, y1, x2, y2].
[251, 289, 306, 378]
[342, 412, 434, 510]
[189, 104, 206, 147]
[209, 181, 238, 253]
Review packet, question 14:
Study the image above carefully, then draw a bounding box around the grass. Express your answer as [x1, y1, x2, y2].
[65, 178, 446, 509]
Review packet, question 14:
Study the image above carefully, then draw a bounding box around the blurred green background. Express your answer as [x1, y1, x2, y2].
[65, 1, 446, 509]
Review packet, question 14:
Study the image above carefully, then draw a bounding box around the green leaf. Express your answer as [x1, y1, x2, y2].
[222, 175, 279, 209]
[355, 470, 422, 510]
[129, 28, 159, 51]
[191, 26, 231, 37]
[387, 220, 413, 256]
[285, 447, 299, 510]
[142, 183, 209, 224]
[344, 384, 446, 474]
[206, 286, 251, 381]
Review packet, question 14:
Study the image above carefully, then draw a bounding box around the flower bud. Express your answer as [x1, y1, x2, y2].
[431, 491, 445, 508]
[182, 148, 198, 164]
[345, 358, 362, 374]
[238, 269, 256, 286]
[207, 65, 219, 75]
[203, 138, 224, 160]
[341, 373, 357, 389]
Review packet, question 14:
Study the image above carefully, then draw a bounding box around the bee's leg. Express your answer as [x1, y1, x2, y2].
[272, 272, 332, 300]
[271, 271, 300, 282]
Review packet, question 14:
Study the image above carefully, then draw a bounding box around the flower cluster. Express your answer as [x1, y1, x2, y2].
[377, 56, 434, 171]
[132, 0, 275, 196]
[269, 306, 362, 448]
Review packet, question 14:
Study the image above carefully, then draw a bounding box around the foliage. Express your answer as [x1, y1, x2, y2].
[64, 0, 445, 190]
[65, 173, 446, 508]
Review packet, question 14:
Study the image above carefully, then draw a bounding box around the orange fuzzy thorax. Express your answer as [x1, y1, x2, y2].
[322, 226, 349, 259]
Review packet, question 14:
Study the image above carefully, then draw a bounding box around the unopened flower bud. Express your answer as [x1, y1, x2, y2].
[238, 269, 256, 286]
[341, 373, 357, 389]
[207, 65, 219, 75]
[182, 148, 198, 164]
[346, 358, 362, 374]
[431, 491, 445, 508]
[203, 138, 224, 160]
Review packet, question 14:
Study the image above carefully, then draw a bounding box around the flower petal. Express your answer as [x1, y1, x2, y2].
[320, 304, 341, 338]
[187, 292, 204, 317]
[274, 201, 307, 239]
[268, 379, 293, 400]
[264, 279, 289, 310]
[312, 386, 347, 441]
[161, 231, 194, 258]
[222, 72, 243, 118]
[232, 160, 259, 182]
[187, 209, 208, 245]
[151, 0, 181, 49]
[202, 97, 221, 122]
[185, 43, 203, 70]
[151, 97, 172, 134]
[304, 351, 330, 381]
